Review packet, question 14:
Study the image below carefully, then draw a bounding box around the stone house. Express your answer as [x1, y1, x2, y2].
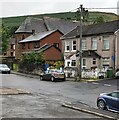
[115, 29, 119, 70]
[61, 20, 119, 77]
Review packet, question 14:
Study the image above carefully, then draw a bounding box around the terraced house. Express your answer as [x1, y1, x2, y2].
[61, 20, 119, 76]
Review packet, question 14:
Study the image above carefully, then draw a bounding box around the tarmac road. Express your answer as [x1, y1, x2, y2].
[0, 73, 118, 119]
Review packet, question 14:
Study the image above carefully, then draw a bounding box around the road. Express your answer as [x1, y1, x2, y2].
[0, 73, 118, 118]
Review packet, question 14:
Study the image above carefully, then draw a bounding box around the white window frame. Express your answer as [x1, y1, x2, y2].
[72, 40, 77, 51]
[71, 60, 76, 66]
[92, 58, 96, 65]
[92, 37, 97, 50]
[103, 36, 110, 50]
[82, 58, 86, 69]
[65, 41, 70, 52]
[82, 39, 87, 50]
[102, 58, 110, 66]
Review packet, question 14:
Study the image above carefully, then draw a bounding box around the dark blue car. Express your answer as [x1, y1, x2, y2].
[97, 91, 119, 112]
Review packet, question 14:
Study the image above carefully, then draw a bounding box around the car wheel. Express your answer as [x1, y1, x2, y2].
[40, 76, 43, 80]
[97, 100, 106, 110]
[51, 76, 55, 82]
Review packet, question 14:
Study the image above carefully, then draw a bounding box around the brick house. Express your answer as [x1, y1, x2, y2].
[14, 17, 79, 60]
[61, 20, 119, 73]
[18, 30, 63, 62]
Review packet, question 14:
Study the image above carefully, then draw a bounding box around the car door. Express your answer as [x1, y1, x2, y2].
[107, 92, 119, 111]
[43, 70, 51, 80]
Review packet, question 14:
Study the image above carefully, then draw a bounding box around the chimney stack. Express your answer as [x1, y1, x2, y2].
[32, 29, 35, 35]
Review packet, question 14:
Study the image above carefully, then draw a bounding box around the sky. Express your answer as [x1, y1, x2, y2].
[0, 0, 119, 18]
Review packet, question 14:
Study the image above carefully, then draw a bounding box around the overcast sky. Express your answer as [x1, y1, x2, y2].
[0, 0, 119, 18]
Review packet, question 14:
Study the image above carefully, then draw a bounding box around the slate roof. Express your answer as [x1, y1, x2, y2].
[15, 17, 79, 34]
[82, 50, 101, 58]
[19, 30, 59, 43]
[66, 50, 101, 59]
[23, 44, 61, 54]
[15, 17, 47, 34]
[61, 20, 119, 39]
[43, 17, 79, 34]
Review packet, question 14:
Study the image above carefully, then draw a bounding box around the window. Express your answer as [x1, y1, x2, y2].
[102, 58, 110, 66]
[22, 44, 25, 49]
[28, 43, 30, 49]
[65, 41, 70, 51]
[54, 43, 59, 48]
[93, 58, 96, 65]
[34, 42, 39, 48]
[82, 39, 87, 50]
[82, 58, 86, 69]
[108, 92, 119, 98]
[67, 61, 70, 67]
[11, 52, 13, 56]
[71, 60, 76, 66]
[11, 44, 14, 49]
[103, 36, 109, 50]
[22, 35, 25, 40]
[92, 37, 97, 50]
[72, 40, 76, 51]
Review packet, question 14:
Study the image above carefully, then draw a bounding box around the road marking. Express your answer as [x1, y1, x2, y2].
[92, 82, 99, 85]
[104, 84, 111, 87]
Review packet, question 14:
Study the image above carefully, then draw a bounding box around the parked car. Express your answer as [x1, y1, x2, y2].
[40, 69, 65, 82]
[97, 91, 119, 112]
[115, 71, 119, 78]
[0, 64, 11, 74]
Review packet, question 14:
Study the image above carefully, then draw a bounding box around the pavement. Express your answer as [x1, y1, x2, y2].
[11, 70, 109, 82]
[2, 71, 118, 120]
[0, 88, 31, 95]
[62, 102, 119, 120]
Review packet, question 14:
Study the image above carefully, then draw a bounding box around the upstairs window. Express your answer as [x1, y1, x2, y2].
[22, 43, 25, 49]
[92, 37, 97, 50]
[22, 35, 25, 40]
[82, 39, 87, 50]
[11, 44, 14, 49]
[54, 43, 59, 48]
[92, 58, 96, 65]
[65, 41, 70, 51]
[72, 40, 76, 51]
[28, 43, 30, 49]
[103, 36, 109, 50]
[34, 42, 39, 48]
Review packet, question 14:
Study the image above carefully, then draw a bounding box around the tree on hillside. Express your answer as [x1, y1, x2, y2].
[94, 16, 105, 24]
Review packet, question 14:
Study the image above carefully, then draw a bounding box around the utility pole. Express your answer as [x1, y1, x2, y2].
[77, 4, 88, 80]
[77, 4, 83, 80]
[80, 5, 83, 80]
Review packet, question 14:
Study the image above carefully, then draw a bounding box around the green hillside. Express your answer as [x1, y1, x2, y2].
[1, 11, 119, 28]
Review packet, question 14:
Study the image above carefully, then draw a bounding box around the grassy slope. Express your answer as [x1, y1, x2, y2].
[1, 11, 119, 28]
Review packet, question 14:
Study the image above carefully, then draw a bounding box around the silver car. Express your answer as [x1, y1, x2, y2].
[115, 71, 119, 78]
[0, 64, 11, 74]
